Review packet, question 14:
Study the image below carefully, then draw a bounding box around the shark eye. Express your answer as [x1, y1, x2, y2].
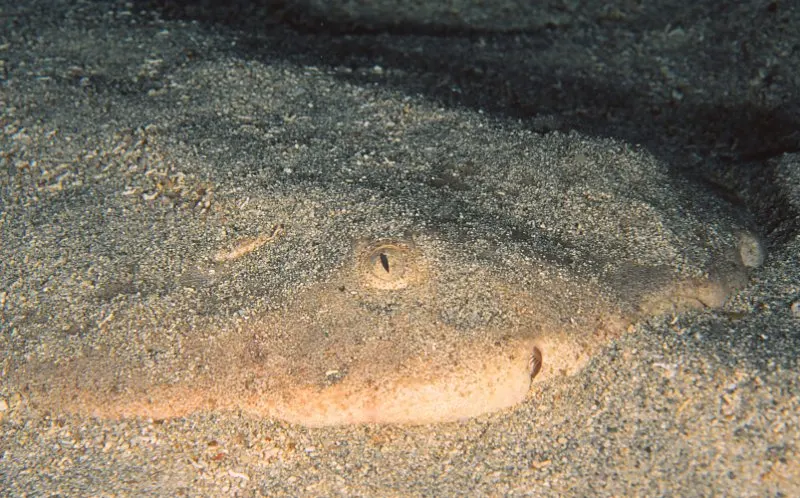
[369, 247, 405, 282]
[357, 239, 425, 290]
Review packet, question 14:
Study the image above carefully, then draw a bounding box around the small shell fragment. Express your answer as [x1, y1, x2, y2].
[213, 224, 284, 263]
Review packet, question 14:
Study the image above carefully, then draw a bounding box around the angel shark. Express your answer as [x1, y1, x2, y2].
[2, 57, 762, 427]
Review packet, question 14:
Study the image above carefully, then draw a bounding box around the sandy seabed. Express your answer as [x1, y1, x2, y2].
[1, 0, 799, 496]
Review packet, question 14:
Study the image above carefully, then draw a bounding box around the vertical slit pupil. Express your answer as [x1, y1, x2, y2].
[379, 253, 390, 273]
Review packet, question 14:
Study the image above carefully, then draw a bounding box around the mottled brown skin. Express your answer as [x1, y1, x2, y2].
[19, 233, 757, 427]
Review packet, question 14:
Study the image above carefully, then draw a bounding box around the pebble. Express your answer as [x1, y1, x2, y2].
[738, 232, 765, 268]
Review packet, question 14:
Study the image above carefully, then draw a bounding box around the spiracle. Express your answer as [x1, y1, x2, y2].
[529, 347, 543, 379]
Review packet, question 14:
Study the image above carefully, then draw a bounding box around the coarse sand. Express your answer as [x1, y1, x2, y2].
[1, 0, 798, 495]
